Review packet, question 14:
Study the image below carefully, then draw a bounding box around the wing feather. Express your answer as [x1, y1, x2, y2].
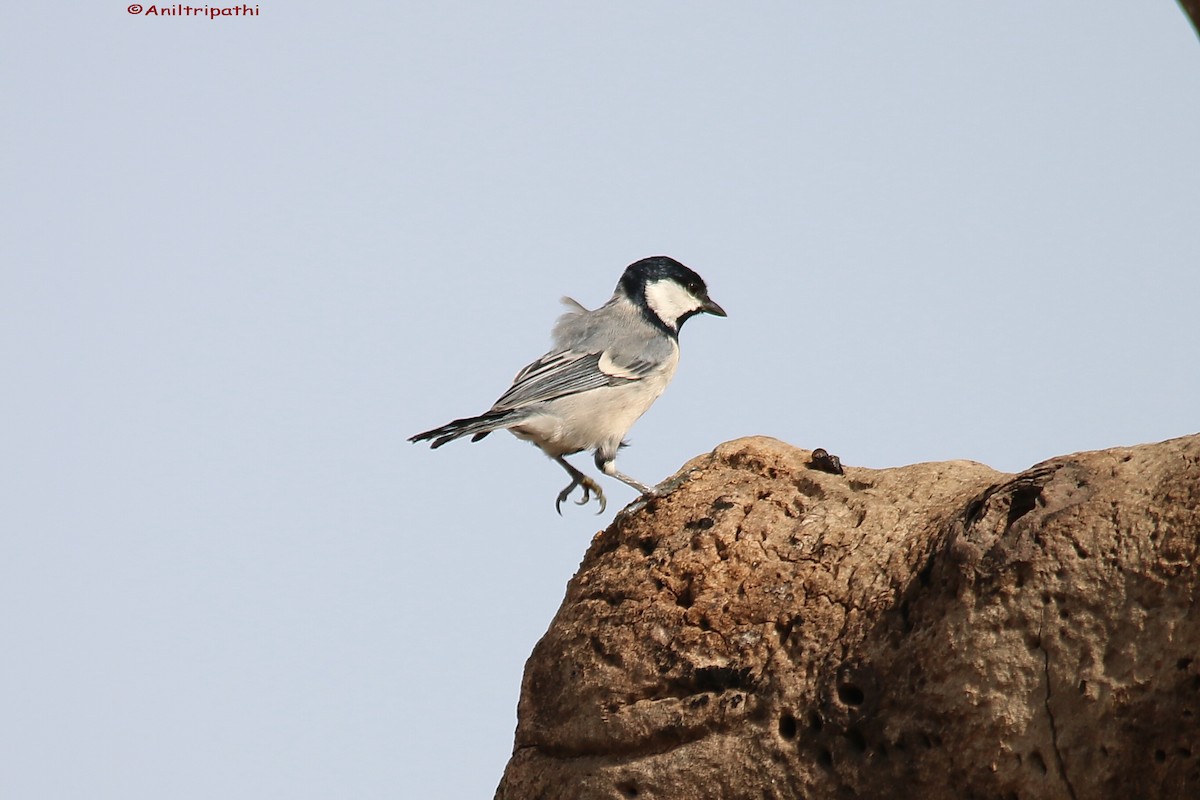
[491, 351, 635, 410]
[489, 295, 672, 411]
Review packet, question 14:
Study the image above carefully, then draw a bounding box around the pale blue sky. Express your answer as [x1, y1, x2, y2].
[2, 3, 1198, 798]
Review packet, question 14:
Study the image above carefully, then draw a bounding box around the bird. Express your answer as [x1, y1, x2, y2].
[409, 255, 726, 514]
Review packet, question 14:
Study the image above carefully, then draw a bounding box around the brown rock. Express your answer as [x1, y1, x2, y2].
[1182, 0, 1200, 39]
[495, 434, 1200, 799]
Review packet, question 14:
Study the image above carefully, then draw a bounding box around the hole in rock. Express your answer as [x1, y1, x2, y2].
[964, 496, 986, 525]
[1007, 484, 1042, 528]
[837, 683, 865, 706]
[692, 665, 753, 693]
[778, 713, 798, 740]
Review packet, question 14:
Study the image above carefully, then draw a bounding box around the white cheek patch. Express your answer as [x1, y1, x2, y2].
[644, 280, 703, 329]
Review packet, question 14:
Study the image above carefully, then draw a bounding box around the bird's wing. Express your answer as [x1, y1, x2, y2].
[490, 348, 659, 411]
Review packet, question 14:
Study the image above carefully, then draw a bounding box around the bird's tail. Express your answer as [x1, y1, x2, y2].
[409, 408, 530, 449]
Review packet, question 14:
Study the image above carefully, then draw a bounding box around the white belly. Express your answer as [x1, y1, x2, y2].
[509, 358, 677, 457]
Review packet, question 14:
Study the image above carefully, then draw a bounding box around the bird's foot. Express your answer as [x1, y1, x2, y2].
[556, 475, 607, 515]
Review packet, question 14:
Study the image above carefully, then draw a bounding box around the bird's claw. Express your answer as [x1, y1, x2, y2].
[555, 476, 607, 515]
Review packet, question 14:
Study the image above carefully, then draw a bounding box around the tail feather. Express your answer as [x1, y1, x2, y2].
[409, 409, 527, 449]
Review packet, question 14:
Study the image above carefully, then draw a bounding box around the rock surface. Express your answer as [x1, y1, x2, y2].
[495, 434, 1200, 800]
[1183, 0, 1200, 38]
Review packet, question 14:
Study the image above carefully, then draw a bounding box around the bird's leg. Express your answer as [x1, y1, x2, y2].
[552, 455, 607, 515]
[595, 452, 658, 497]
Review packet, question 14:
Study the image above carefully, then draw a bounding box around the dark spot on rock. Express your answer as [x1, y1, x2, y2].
[685, 517, 714, 531]
[617, 780, 639, 797]
[917, 552, 936, 587]
[964, 493, 989, 526]
[693, 665, 754, 693]
[817, 747, 834, 770]
[792, 476, 825, 499]
[637, 537, 658, 556]
[675, 584, 694, 609]
[1007, 483, 1042, 529]
[589, 635, 622, 667]
[601, 591, 629, 607]
[725, 450, 764, 473]
[1155, 748, 1167, 764]
[1178, 657, 1193, 671]
[775, 618, 796, 643]
[712, 498, 735, 511]
[778, 712, 798, 740]
[837, 682, 865, 706]
[807, 710, 824, 732]
[845, 727, 867, 754]
[1029, 750, 1047, 774]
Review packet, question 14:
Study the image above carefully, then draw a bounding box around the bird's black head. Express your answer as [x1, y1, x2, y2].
[617, 256, 727, 337]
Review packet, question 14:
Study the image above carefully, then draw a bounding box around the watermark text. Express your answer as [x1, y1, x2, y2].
[127, 4, 261, 18]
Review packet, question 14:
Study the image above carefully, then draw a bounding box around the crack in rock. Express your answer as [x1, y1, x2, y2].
[1040, 628, 1079, 800]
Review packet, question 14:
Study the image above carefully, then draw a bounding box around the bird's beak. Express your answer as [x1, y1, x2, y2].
[701, 296, 727, 317]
